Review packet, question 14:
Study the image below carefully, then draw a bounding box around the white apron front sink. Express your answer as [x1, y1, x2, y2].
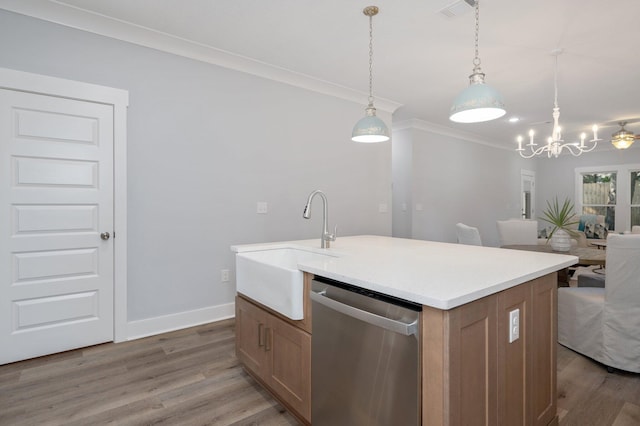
[236, 248, 335, 319]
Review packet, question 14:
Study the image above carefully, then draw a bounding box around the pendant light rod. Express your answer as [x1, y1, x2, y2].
[351, 5, 390, 143]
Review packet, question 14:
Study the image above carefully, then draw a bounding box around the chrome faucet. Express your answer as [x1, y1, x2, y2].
[303, 190, 336, 248]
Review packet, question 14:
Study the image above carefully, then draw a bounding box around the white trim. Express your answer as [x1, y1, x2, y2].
[393, 118, 507, 150]
[126, 303, 235, 341]
[0, 66, 129, 343]
[0, 1, 402, 114]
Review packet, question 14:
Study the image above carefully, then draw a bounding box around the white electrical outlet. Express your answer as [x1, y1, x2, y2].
[378, 203, 388, 213]
[509, 308, 520, 343]
[257, 202, 268, 214]
[221, 269, 230, 283]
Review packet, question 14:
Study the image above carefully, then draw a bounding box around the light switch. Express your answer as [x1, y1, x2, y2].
[257, 202, 268, 214]
[379, 203, 388, 213]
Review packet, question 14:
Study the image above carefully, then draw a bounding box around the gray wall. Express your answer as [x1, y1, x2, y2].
[392, 125, 533, 247]
[391, 127, 413, 238]
[0, 10, 392, 322]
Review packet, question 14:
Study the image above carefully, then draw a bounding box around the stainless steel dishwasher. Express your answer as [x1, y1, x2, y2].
[311, 276, 421, 425]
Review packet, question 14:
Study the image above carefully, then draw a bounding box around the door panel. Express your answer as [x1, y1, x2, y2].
[0, 89, 114, 364]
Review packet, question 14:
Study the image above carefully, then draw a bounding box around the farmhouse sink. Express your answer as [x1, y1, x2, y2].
[236, 248, 335, 320]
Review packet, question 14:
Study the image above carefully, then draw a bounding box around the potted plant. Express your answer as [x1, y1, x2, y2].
[540, 197, 580, 252]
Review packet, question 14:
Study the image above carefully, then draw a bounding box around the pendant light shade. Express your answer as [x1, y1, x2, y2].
[352, 6, 389, 143]
[449, 0, 506, 124]
[450, 74, 506, 123]
[352, 106, 390, 143]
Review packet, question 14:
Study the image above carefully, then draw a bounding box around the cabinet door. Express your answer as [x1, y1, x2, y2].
[235, 296, 268, 378]
[448, 295, 498, 426]
[266, 313, 311, 422]
[529, 275, 557, 426]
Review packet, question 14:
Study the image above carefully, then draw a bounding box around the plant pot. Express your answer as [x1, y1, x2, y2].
[550, 228, 571, 252]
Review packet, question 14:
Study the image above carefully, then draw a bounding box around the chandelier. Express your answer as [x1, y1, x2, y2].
[517, 50, 601, 158]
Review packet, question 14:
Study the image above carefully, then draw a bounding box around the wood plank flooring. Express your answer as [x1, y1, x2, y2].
[1, 319, 638, 425]
[0, 319, 298, 426]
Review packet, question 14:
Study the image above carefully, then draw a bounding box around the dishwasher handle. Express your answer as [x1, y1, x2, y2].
[310, 290, 418, 336]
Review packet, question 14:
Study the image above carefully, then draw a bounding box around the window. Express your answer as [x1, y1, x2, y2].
[581, 172, 616, 231]
[632, 170, 640, 227]
[576, 164, 640, 232]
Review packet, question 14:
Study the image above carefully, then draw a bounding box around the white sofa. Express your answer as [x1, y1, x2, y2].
[557, 234, 640, 373]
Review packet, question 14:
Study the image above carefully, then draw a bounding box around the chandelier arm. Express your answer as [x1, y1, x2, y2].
[563, 144, 583, 157]
[518, 144, 550, 159]
[577, 143, 598, 153]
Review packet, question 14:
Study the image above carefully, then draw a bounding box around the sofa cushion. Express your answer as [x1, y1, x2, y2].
[579, 214, 598, 231]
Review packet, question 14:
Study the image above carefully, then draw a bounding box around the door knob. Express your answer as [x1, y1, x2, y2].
[100, 232, 111, 240]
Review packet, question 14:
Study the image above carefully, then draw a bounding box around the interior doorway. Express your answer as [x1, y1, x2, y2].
[521, 170, 536, 220]
[0, 67, 128, 364]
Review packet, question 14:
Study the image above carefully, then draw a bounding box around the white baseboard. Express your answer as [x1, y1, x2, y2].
[125, 302, 235, 341]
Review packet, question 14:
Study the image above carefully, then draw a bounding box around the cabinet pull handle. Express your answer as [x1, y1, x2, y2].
[265, 327, 271, 352]
[258, 323, 265, 347]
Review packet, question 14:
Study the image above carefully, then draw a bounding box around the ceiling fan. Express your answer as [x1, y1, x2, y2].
[611, 121, 640, 149]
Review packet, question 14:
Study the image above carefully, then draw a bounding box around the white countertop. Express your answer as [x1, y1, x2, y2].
[231, 235, 578, 310]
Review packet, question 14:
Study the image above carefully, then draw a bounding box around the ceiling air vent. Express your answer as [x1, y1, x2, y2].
[438, 0, 474, 19]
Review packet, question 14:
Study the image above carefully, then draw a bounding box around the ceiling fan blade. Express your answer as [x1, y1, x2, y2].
[599, 117, 640, 128]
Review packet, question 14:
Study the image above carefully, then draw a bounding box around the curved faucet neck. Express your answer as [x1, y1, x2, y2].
[303, 190, 331, 248]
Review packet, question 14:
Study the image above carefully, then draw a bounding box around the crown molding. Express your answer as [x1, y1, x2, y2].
[393, 118, 510, 150]
[0, 0, 403, 114]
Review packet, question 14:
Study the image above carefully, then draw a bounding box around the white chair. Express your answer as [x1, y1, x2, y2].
[456, 223, 482, 246]
[496, 219, 538, 247]
[558, 234, 640, 373]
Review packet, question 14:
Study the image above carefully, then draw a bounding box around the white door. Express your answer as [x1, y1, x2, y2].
[0, 89, 114, 364]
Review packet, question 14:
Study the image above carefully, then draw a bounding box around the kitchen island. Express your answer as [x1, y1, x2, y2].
[232, 235, 577, 425]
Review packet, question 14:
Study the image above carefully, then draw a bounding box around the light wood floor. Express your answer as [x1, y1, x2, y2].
[1, 319, 638, 425]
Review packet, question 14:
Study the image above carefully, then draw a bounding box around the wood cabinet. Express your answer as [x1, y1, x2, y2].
[235, 295, 311, 424]
[422, 273, 557, 426]
[236, 271, 557, 425]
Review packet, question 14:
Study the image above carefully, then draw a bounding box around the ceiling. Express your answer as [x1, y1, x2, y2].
[11, 0, 640, 150]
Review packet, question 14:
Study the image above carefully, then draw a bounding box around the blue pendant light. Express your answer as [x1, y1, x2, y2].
[352, 6, 389, 143]
[449, 0, 505, 123]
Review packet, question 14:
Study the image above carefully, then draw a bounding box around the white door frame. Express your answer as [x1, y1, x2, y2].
[0, 67, 129, 342]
